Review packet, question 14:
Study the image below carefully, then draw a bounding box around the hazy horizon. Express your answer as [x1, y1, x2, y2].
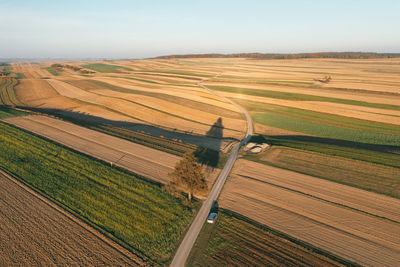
[1, 0, 399, 59]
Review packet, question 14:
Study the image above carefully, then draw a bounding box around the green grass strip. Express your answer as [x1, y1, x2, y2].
[45, 67, 60, 76]
[15, 72, 26, 79]
[251, 134, 400, 169]
[82, 63, 133, 73]
[253, 111, 400, 146]
[240, 101, 400, 135]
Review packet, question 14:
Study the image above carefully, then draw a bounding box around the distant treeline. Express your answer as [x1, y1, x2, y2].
[153, 52, 400, 60]
[0, 62, 10, 76]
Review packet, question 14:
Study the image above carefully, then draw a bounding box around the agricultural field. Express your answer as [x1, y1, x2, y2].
[247, 146, 400, 198]
[44, 67, 60, 76]
[0, 106, 27, 118]
[5, 57, 400, 266]
[4, 115, 221, 185]
[10, 62, 245, 166]
[82, 63, 133, 72]
[0, 78, 23, 106]
[0, 171, 143, 266]
[218, 159, 400, 266]
[0, 119, 197, 264]
[188, 210, 351, 266]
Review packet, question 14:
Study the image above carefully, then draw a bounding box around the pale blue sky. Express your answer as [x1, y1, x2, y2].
[1, 0, 399, 59]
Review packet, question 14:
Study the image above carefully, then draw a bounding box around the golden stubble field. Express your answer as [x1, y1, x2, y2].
[12, 60, 247, 140]
[12, 57, 400, 137]
[219, 159, 400, 266]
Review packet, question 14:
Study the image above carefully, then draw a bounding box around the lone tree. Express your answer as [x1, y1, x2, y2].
[167, 152, 208, 201]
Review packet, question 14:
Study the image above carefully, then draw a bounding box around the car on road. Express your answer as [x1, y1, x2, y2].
[207, 212, 218, 223]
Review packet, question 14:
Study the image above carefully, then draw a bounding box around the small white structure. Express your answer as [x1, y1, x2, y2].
[250, 146, 263, 153]
[261, 143, 270, 149]
[244, 142, 257, 151]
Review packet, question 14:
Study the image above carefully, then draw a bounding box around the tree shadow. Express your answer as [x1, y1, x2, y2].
[18, 107, 231, 154]
[194, 117, 224, 167]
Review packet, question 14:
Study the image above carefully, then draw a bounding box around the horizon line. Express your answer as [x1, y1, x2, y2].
[2, 50, 400, 62]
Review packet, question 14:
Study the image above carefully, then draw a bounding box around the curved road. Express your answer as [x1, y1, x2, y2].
[170, 75, 253, 267]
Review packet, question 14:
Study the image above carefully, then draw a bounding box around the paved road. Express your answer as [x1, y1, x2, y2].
[170, 76, 253, 267]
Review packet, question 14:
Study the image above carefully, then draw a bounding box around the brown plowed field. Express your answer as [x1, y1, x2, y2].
[219, 159, 400, 266]
[0, 171, 143, 266]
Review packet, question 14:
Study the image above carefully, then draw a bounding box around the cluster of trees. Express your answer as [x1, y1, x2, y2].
[50, 63, 95, 74]
[0, 63, 10, 77]
[315, 75, 332, 83]
[154, 52, 400, 60]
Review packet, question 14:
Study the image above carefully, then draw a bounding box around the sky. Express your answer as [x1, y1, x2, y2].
[0, 0, 399, 59]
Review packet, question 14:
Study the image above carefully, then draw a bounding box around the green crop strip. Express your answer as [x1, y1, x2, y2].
[241, 101, 400, 135]
[0, 78, 24, 106]
[44, 67, 60, 76]
[188, 209, 353, 266]
[251, 134, 400, 169]
[15, 73, 26, 79]
[82, 63, 133, 73]
[253, 112, 400, 146]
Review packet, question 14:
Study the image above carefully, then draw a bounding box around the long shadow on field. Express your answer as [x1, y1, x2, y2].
[194, 118, 224, 167]
[252, 134, 400, 154]
[20, 107, 234, 154]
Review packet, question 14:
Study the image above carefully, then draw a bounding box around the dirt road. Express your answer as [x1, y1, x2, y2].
[219, 159, 400, 266]
[0, 171, 144, 266]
